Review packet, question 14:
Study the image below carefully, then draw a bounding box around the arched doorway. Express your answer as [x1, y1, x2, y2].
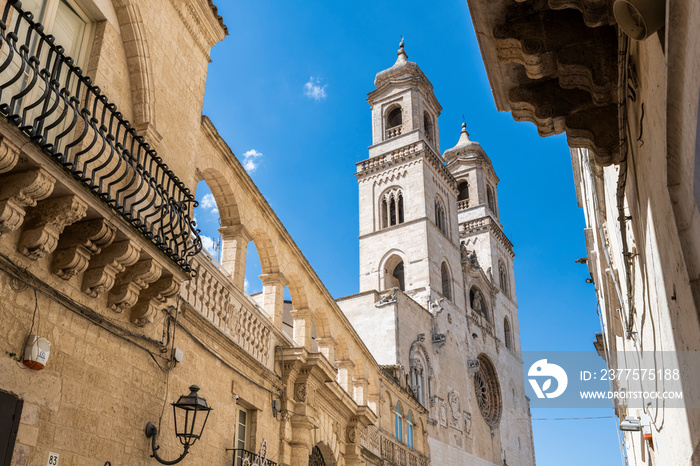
[308, 446, 326, 466]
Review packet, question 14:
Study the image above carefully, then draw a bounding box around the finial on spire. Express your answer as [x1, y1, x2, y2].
[462, 114, 466, 124]
[395, 35, 408, 65]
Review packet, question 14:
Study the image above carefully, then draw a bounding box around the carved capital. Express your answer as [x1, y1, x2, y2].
[52, 219, 116, 279]
[131, 274, 181, 326]
[218, 224, 251, 241]
[0, 169, 56, 234]
[82, 240, 142, 297]
[259, 272, 289, 286]
[0, 136, 20, 173]
[108, 258, 163, 312]
[18, 195, 88, 260]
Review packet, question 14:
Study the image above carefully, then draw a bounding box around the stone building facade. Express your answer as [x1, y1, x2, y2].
[0, 1, 424, 465]
[463, 0, 700, 464]
[338, 42, 536, 466]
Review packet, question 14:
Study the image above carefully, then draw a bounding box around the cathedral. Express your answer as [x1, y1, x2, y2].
[337, 41, 536, 466]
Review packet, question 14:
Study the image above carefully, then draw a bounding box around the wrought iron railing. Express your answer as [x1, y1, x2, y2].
[0, 0, 201, 272]
[229, 449, 277, 466]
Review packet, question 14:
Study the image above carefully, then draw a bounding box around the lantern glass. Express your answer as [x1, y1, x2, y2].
[172, 385, 212, 447]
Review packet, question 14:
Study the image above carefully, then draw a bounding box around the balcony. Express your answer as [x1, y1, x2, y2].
[0, 0, 201, 274]
[360, 425, 429, 466]
[457, 199, 470, 210]
[385, 126, 402, 139]
[230, 448, 277, 466]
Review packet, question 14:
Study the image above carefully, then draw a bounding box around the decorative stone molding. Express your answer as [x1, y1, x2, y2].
[131, 274, 180, 326]
[52, 219, 116, 279]
[82, 240, 142, 297]
[0, 169, 56, 235]
[295, 382, 307, 402]
[18, 195, 88, 260]
[547, 0, 615, 27]
[108, 258, 163, 312]
[0, 135, 20, 173]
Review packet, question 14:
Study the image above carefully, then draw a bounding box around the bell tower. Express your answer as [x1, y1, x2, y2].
[443, 121, 517, 305]
[356, 41, 464, 309]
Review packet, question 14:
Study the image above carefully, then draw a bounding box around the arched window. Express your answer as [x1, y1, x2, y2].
[406, 412, 414, 449]
[388, 107, 402, 128]
[392, 261, 405, 291]
[409, 342, 431, 407]
[498, 260, 509, 297]
[441, 262, 452, 301]
[379, 188, 405, 229]
[504, 317, 512, 350]
[395, 403, 403, 442]
[457, 181, 470, 201]
[434, 198, 447, 236]
[487, 185, 497, 215]
[410, 359, 425, 405]
[424, 112, 434, 143]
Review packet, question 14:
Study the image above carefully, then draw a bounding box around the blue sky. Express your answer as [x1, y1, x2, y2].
[197, 1, 623, 464]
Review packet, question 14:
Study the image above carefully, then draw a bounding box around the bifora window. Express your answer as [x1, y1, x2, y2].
[499, 260, 509, 297]
[380, 188, 405, 229]
[435, 197, 447, 235]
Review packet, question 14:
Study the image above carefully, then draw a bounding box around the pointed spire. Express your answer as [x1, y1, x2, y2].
[395, 36, 408, 65]
[458, 121, 471, 145]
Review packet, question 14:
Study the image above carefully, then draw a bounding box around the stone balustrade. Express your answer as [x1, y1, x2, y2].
[457, 199, 470, 210]
[385, 126, 402, 139]
[181, 249, 273, 365]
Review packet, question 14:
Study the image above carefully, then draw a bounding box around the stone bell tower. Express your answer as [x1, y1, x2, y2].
[443, 122, 516, 303]
[355, 41, 464, 309]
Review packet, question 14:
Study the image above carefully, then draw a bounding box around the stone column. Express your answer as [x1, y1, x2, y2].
[218, 224, 250, 289]
[290, 308, 313, 350]
[259, 272, 288, 328]
[367, 393, 379, 414]
[316, 337, 336, 362]
[352, 377, 369, 406]
[336, 360, 355, 393]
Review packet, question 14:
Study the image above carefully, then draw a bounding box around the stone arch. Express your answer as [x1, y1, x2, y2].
[285, 271, 308, 310]
[249, 229, 279, 274]
[197, 168, 241, 226]
[386, 103, 403, 128]
[310, 443, 337, 466]
[440, 260, 452, 301]
[379, 249, 407, 291]
[409, 339, 432, 406]
[469, 285, 489, 322]
[113, 0, 157, 137]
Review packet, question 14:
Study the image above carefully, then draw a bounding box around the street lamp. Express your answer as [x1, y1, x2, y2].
[145, 385, 213, 465]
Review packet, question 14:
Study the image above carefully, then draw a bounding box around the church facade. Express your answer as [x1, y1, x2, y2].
[338, 42, 536, 466]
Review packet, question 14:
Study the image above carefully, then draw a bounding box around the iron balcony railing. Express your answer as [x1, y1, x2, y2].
[0, 0, 201, 272]
[229, 449, 277, 466]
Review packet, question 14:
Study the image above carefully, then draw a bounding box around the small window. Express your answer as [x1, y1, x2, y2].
[406, 412, 414, 449]
[424, 112, 434, 143]
[457, 181, 470, 201]
[395, 404, 403, 442]
[388, 107, 402, 128]
[236, 407, 248, 451]
[499, 260, 509, 297]
[441, 262, 452, 301]
[504, 318, 512, 350]
[435, 198, 447, 236]
[487, 185, 497, 215]
[393, 261, 405, 291]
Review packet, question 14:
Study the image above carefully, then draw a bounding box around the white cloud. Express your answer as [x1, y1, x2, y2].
[244, 278, 250, 293]
[304, 76, 327, 102]
[200, 193, 218, 215]
[242, 149, 263, 173]
[201, 235, 218, 256]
